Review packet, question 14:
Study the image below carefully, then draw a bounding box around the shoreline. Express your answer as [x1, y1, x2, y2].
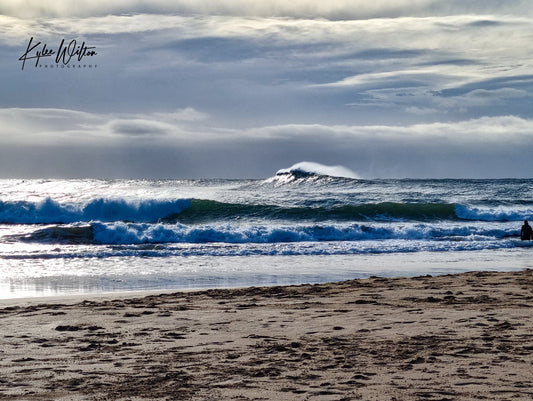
[1, 269, 532, 400]
[2, 248, 532, 304]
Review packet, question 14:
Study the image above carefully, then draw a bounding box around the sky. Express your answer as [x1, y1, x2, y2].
[1, 0, 533, 179]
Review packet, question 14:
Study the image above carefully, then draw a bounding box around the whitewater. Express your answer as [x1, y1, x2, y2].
[1, 166, 533, 298]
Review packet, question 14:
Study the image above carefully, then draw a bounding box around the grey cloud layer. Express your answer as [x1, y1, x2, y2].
[2, 0, 532, 19]
[4, 13, 532, 121]
[0, 108, 532, 178]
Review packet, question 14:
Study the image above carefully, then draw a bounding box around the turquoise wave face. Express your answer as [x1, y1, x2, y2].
[164, 199, 459, 223]
[0, 198, 192, 224]
[1, 179, 531, 262]
[2, 196, 533, 226]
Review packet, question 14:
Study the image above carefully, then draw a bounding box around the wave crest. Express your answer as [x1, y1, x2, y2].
[0, 198, 191, 224]
[17, 221, 517, 246]
[266, 161, 359, 183]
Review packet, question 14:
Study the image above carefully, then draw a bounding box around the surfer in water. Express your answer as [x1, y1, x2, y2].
[521, 220, 532, 240]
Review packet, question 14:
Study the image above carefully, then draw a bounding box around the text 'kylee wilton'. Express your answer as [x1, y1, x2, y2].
[19, 37, 98, 70]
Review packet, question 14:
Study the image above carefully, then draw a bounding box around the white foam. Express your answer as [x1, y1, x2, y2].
[455, 204, 533, 221]
[275, 161, 360, 179]
[0, 198, 191, 224]
[90, 221, 517, 246]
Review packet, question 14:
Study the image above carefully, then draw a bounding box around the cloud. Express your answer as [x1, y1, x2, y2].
[151, 108, 209, 122]
[109, 119, 174, 136]
[242, 116, 533, 178]
[1, 107, 532, 178]
[464, 88, 528, 99]
[0, 107, 97, 126]
[312, 68, 455, 89]
[247, 116, 533, 144]
[106, 108, 209, 137]
[0, 0, 415, 19]
[1, 0, 532, 19]
[1, 4, 533, 178]
[405, 106, 440, 115]
[0, 107, 211, 144]
[0, 108, 103, 144]
[431, 88, 529, 112]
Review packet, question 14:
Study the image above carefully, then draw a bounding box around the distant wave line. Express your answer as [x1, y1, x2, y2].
[1, 197, 533, 225]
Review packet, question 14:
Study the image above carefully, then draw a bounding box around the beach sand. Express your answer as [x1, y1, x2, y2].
[0, 269, 532, 400]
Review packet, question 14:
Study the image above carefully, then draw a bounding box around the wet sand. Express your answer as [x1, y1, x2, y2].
[0, 269, 532, 400]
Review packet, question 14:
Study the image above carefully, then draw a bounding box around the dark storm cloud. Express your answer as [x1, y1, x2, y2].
[110, 120, 171, 136]
[466, 20, 503, 28]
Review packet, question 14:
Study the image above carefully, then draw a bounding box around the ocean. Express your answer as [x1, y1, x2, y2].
[1, 167, 533, 298]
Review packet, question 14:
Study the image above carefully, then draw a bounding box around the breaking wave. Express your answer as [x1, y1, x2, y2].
[166, 200, 458, 223]
[2, 197, 532, 226]
[266, 161, 359, 183]
[455, 204, 533, 221]
[0, 198, 191, 224]
[18, 221, 517, 246]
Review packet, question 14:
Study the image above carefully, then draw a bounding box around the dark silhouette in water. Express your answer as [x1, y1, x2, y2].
[521, 220, 532, 240]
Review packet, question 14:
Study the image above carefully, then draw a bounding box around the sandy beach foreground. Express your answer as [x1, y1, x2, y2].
[0, 270, 532, 401]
